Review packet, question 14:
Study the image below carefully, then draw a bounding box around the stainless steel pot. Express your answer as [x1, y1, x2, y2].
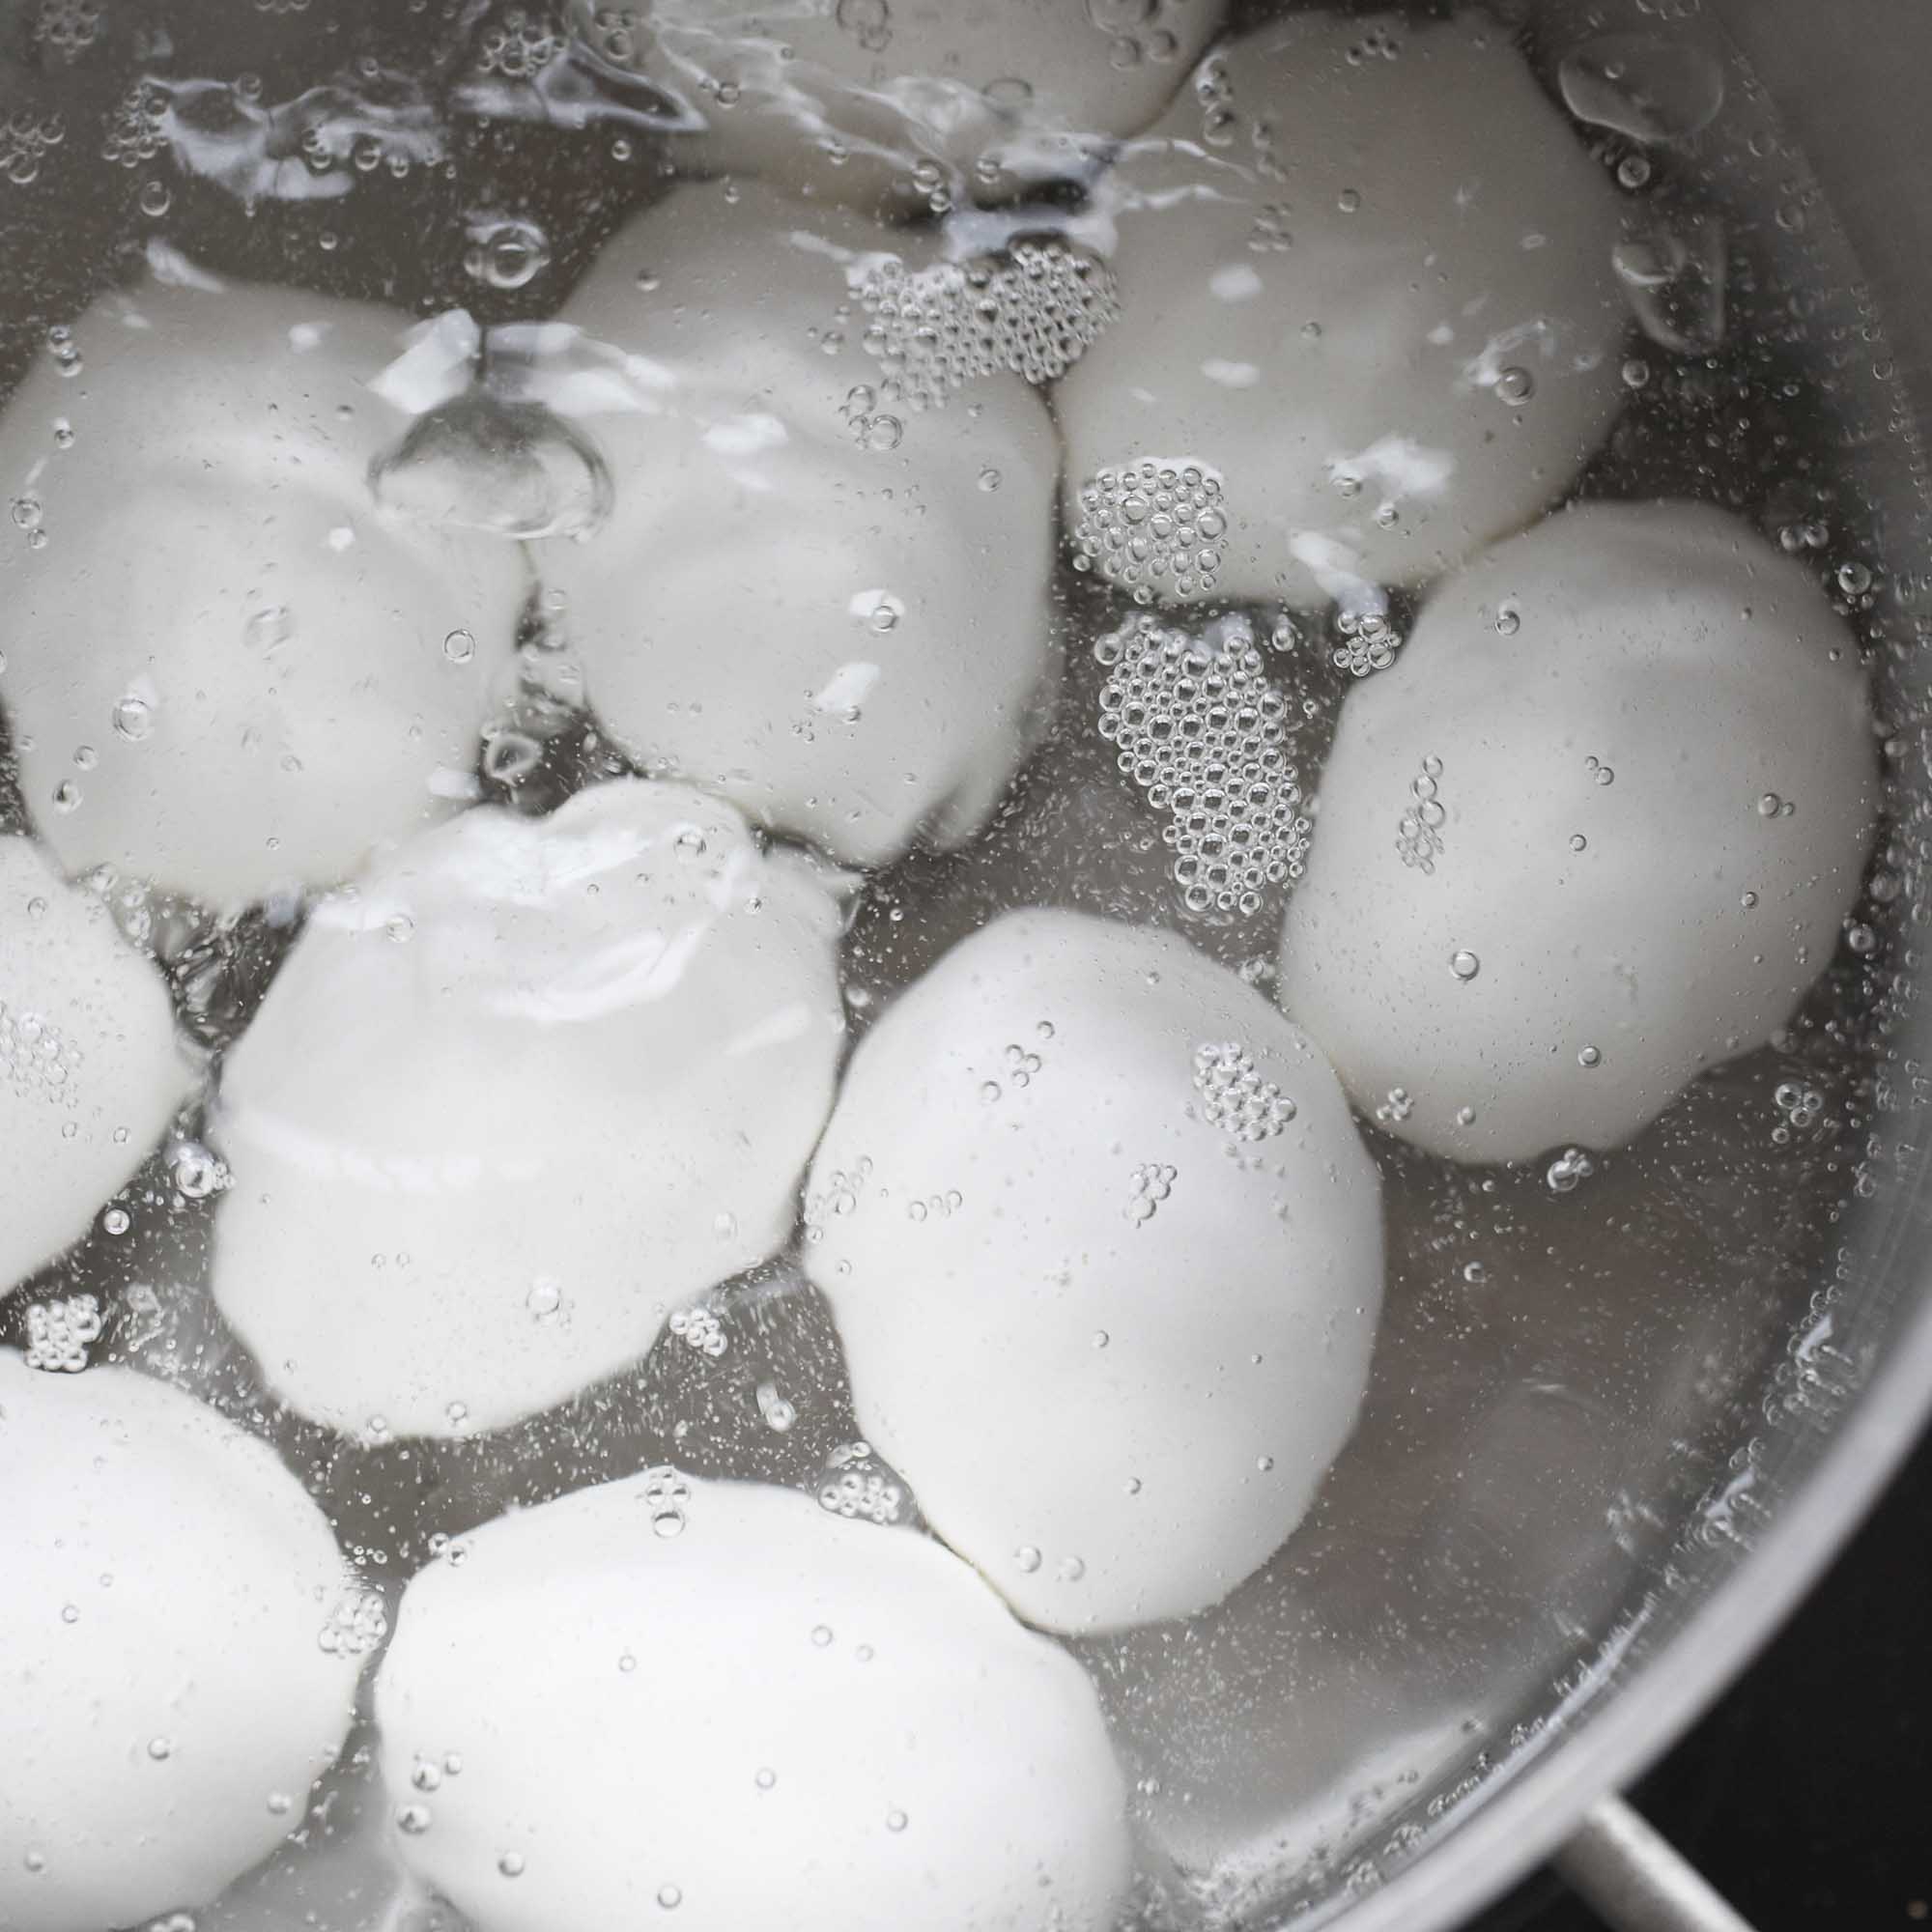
[2, 4, 1926, 1930]
[1316, 12, 1932, 1923]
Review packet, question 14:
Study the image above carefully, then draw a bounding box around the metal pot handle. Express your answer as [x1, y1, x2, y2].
[1554, 1797, 1756, 1932]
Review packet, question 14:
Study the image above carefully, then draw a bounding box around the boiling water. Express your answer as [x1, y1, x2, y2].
[0, 0, 1925, 1928]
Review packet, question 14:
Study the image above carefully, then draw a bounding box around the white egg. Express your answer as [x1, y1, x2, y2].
[0, 1355, 364, 1932]
[1278, 501, 1879, 1163]
[0, 276, 526, 909]
[1056, 10, 1628, 609]
[210, 778, 846, 1439]
[525, 178, 1063, 868]
[572, 0, 1225, 214]
[375, 1471, 1132, 1932]
[801, 907, 1383, 1634]
[0, 835, 192, 1293]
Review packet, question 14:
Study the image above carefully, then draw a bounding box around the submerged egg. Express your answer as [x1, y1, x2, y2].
[0, 835, 192, 1293]
[0, 278, 526, 909]
[1057, 10, 1627, 607]
[524, 179, 1062, 868]
[802, 908, 1383, 1634]
[572, 0, 1225, 213]
[0, 1357, 363, 1932]
[209, 780, 847, 1437]
[375, 1473, 1132, 1931]
[1279, 501, 1879, 1162]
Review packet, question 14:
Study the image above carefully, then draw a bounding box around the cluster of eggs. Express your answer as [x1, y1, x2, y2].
[0, 6, 1878, 1932]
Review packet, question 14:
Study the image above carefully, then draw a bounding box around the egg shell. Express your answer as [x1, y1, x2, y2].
[573, 0, 1225, 214]
[0, 1354, 362, 1932]
[802, 906, 1384, 1633]
[529, 177, 1062, 868]
[0, 276, 527, 909]
[1056, 9, 1628, 608]
[375, 1471, 1133, 1932]
[1278, 499, 1879, 1162]
[210, 778, 846, 1438]
[0, 834, 193, 1293]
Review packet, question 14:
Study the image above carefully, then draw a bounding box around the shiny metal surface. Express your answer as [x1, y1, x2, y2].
[1555, 1797, 1757, 1932]
[1287, 10, 1932, 1925]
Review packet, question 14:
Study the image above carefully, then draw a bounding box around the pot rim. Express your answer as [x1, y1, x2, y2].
[1276, 1169, 1932, 1932]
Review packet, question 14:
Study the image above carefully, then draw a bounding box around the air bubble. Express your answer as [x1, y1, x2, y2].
[857, 241, 1120, 413]
[1546, 1148, 1596, 1194]
[1193, 1040, 1295, 1141]
[1331, 607, 1403, 679]
[316, 1585, 387, 1659]
[1094, 611, 1309, 914]
[1074, 461, 1227, 604]
[23, 1293, 101, 1373]
[464, 214, 552, 291]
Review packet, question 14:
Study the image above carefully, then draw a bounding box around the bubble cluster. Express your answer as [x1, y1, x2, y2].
[1193, 47, 1236, 145]
[804, 1157, 871, 1243]
[1396, 754, 1446, 873]
[816, 1440, 906, 1526]
[1086, 0, 1185, 69]
[856, 242, 1121, 411]
[316, 1585, 387, 1659]
[980, 1037, 1044, 1103]
[34, 0, 100, 62]
[1375, 1086, 1414, 1126]
[1546, 1147, 1596, 1194]
[169, 1140, 232, 1200]
[1071, 461, 1226, 603]
[1, 109, 65, 185]
[668, 1305, 726, 1358]
[24, 1293, 102, 1373]
[837, 385, 903, 454]
[641, 1464, 690, 1537]
[1192, 1041, 1296, 1142]
[905, 1190, 962, 1224]
[0, 999, 82, 1107]
[100, 80, 167, 170]
[1125, 1161, 1177, 1227]
[1345, 22, 1403, 65]
[1331, 608, 1403, 678]
[476, 9, 563, 79]
[1095, 613, 1310, 915]
[1774, 1079, 1826, 1141]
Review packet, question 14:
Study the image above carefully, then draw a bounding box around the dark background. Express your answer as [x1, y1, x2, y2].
[1474, 1423, 1932, 1931]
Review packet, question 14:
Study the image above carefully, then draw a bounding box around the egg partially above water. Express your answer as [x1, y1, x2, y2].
[1278, 500, 1880, 1164]
[0, 274, 526, 910]
[0, 1355, 364, 1932]
[210, 778, 847, 1439]
[802, 908, 1383, 1634]
[375, 1470, 1133, 1932]
[524, 177, 1065, 870]
[0, 834, 192, 1293]
[1055, 9, 1628, 609]
[571, 0, 1225, 215]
